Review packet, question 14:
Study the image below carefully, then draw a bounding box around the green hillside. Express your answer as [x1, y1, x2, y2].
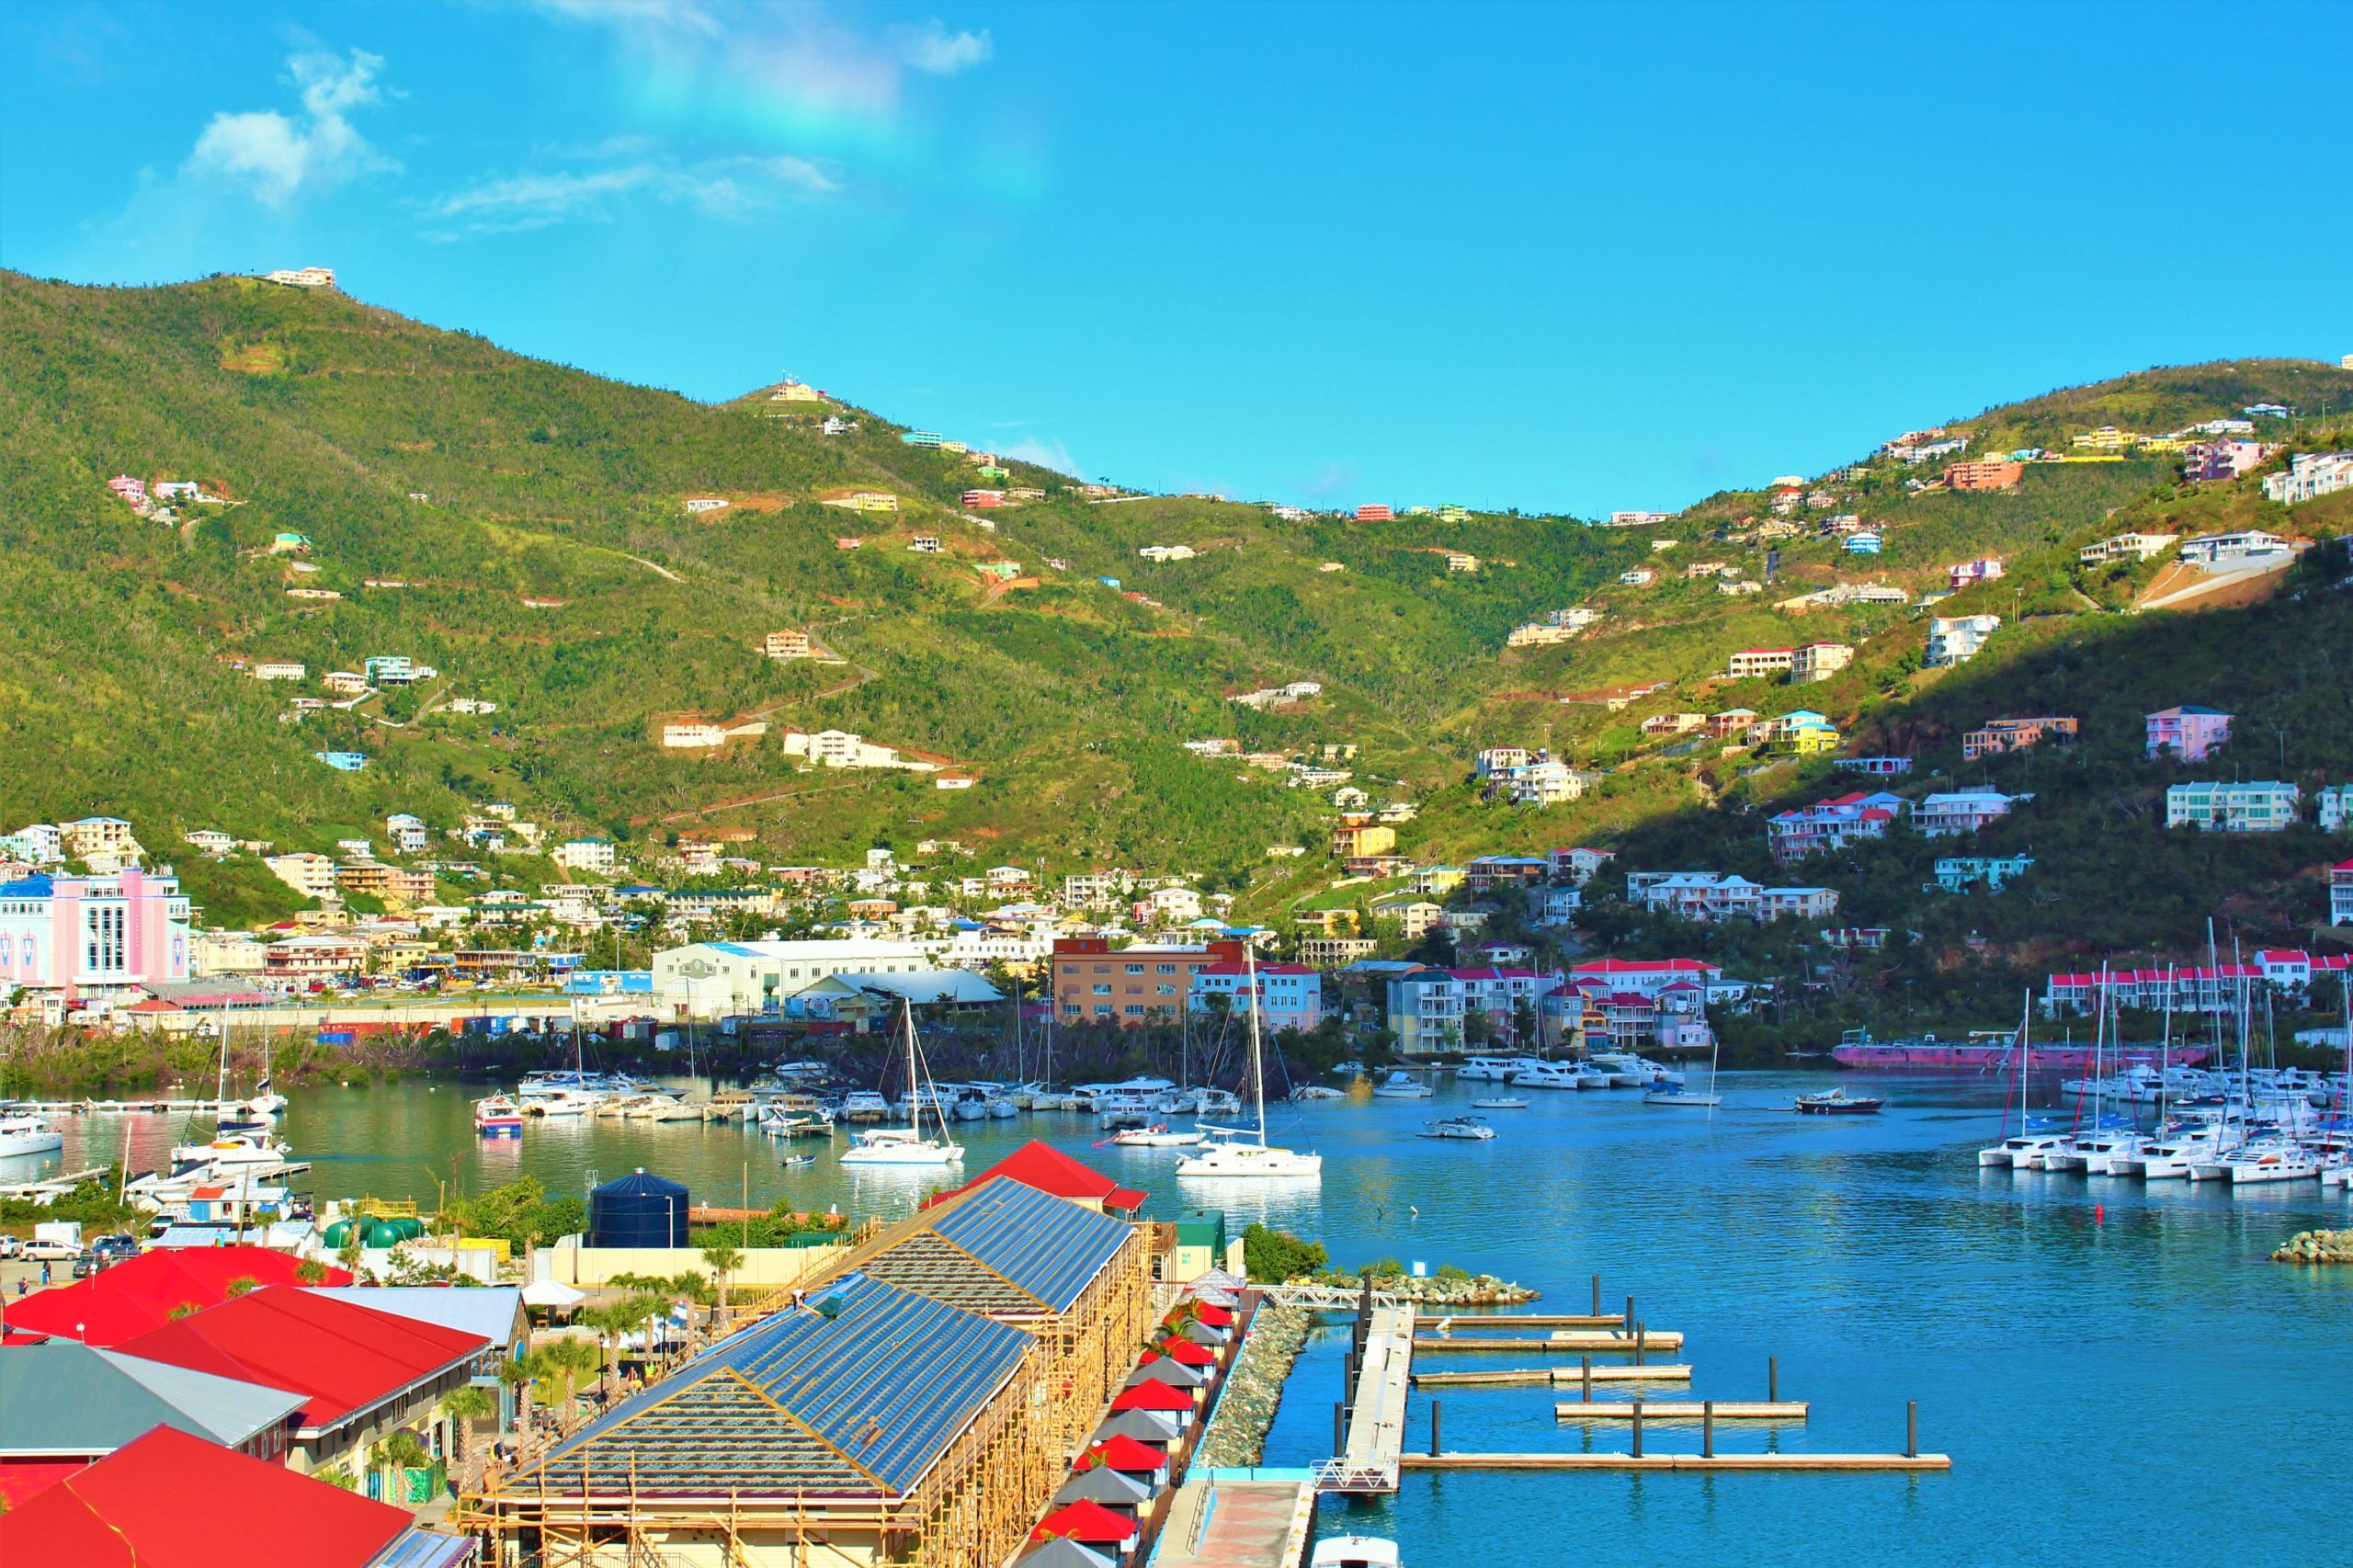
[4, 269, 2351, 1015]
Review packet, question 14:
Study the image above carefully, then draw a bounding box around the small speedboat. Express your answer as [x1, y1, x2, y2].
[780, 1153, 817, 1170]
[1371, 1072, 1433, 1099]
[1421, 1116, 1496, 1141]
[1290, 1085, 1345, 1101]
[1643, 1086, 1722, 1108]
[1112, 1125, 1206, 1148]
[1470, 1096, 1529, 1110]
[1312, 1537, 1401, 1568]
[1794, 1088, 1883, 1116]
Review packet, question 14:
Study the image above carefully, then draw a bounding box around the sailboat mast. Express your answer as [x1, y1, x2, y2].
[1245, 945, 1266, 1145]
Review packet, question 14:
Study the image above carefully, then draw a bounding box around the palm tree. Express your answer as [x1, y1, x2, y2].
[440, 1384, 497, 1467]
[581, 1295, 665, 1398]
[699, 1241, 743, 1325]
[376, 1428, 431, 1499]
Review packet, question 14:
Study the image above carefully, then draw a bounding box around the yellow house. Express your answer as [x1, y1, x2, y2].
[818, 488, 901, 514]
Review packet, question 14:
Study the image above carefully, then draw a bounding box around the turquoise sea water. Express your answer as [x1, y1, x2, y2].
[26, 1069, 2349, 1566]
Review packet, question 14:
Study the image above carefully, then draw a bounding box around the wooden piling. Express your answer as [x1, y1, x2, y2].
[1631, 1400, 1643, 1459]
[1769, 1356, 1778, 1403]
[1429, 1401, 1442, 1459]
[1907, 1401, 1917, 1460]
[1410, 1363, 1693, 1389]
[1702, 1402, 1713, 1458]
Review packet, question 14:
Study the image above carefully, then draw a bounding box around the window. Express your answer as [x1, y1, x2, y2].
[1125, 963, 1145, 974]
[1156, 963, 1176, 975]
[1125, 1005, 1145, 1016]
[1094, 1004, 1113, 1016]
[1156, 984, 1176, 996]
[1092, 983, 1112, 995]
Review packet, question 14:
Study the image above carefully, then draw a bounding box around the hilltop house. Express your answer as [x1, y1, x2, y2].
[1929, 856, 2035, 894]
[1926, 615, 2001, 667]
[2165, 780, 2300, 833]
[2318, 784, 2353, 833]
[1189, 962, 1322, 1034]
[2177, 529, 2296, 568]
[2078, 531, 2180, 563]
[2262, 451, 2353, 504]
[2181, 440, 2267, 483]
[1914, 788, 2029, 836]
[1354, 504, 1392, 522]
[818, 489, 900, 513]
[1766, 791, 1904, 864]
[1946, 460, 2024, 491]
[1948, 557, 2005, 589]
[2145, 706, 2232, 761]
[1835, 755, 1914, 776]
[763, 630, 813, 660]
[252, 660, 306, 681]
[1961, 715, 2078, 760]
[2332, 861, 2353, 927]
[1619, 568, 1654, 585]
[683, 496, 729, 514]
[1756, 711, 1840, 755]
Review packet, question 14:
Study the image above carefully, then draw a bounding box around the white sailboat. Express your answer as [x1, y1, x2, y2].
[1176, 949, 1322, 1179]
[841, 1000, 965, 1167]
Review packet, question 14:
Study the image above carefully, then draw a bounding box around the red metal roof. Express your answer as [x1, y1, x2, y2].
[928, 1140, 1146, 1214]
[1033, 1498, 1142, 1545]
[1109, 1381, 1194, 1412]
[113, 1288, 486, 1431]
[2, 1247, 352, 1347]
[1075, 1435, 1166, 1473]
[0, 1425, 416, 1568]
[1182, 1301, 1235, 1327]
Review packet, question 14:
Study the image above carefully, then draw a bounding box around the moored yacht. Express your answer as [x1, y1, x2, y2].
[1176, 949, 1322, 1181]
[0, 1113, 65, 1159]
[840, 1001, 963, 1168]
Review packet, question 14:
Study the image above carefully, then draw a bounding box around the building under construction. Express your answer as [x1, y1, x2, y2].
[464, 1167, 1154, 1566]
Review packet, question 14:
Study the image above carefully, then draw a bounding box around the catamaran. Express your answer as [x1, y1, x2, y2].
[1177, 949, 1322, 1179]
[841, 1000, 964, 1167]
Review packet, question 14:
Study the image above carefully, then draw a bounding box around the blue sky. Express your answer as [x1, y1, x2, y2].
[6, 0, 2349, 515]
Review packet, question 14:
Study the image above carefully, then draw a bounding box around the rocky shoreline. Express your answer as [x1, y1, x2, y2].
[1191, 1297, 1313, 1469]
[1311, 1270, 1540, 1306]
[2271, 1229, 2353, 1265]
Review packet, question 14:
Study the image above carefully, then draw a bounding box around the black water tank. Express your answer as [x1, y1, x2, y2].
[588, 1168, 689, 1249]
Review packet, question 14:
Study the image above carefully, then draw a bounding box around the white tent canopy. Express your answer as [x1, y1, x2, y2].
[522, 1278, 586, 1309]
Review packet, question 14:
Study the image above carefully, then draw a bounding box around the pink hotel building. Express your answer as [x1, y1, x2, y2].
[0, 869, 192, 1002]
[2145, 706, 2233, 762]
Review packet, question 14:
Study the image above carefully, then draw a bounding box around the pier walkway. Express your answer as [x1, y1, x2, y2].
[1153, 1474, 1317, 1568]
[1314, 1301, 1415, 1494]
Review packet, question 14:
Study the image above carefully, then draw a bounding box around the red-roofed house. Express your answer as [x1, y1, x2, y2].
[1109, 1380, 1199, 1425]
[113, 1288, 489, 1476]
[1034, 1498, 1142, 1551]
[0, 1426, 473, 1568]
[1075, 1434, 1171, 1482]
[1766, 790, 1905, 864]
[929, 1140, 1146, 1216]
[2330, 862, 2353, 929]
[1, 1246, 351, 1346]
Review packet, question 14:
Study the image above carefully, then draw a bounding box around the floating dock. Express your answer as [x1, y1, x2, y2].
[1403, 1452, 1949, 1472]
[1315, 1300, 1416, 1494]
[1413, 1328, 1683, 1354]
[1553, 1401, 1808, 1420]
[1153, 1476, 1317, 1568]
[1413, 1364, 1692, 1387]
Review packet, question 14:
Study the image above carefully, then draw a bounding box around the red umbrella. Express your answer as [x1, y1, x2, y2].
[1111, 1381, 1195, 1413]
[1075, 1435, 1167, 1475]
[1033, 1499, 1141, 1547]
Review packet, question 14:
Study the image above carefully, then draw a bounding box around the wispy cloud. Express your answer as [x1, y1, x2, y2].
[889, 19, 992, 75]
[425, 149, 836, 236]
[184, 49, 399, 207]
[1005, 435, 1083, 479]
[1297, 461, 1357, 499]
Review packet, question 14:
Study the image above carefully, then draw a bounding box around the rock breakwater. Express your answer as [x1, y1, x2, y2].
[2271, 1229, 2353, 1265]
[1192, 1297, 1313, 1468]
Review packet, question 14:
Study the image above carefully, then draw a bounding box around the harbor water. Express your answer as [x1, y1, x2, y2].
[18, 1068, 2349, 1567]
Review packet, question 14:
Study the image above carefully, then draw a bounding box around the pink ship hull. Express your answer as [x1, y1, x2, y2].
[1832, 1044, 2212, 1071]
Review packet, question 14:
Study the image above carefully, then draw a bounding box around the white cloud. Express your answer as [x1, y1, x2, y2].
[1004, 435, 1083, 479]
[185, 49, 396, 207]
[890, 19, 993, 75]
[426, 150, 837, 236]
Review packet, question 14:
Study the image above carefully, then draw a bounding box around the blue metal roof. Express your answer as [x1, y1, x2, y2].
[0, 873, 53, 898]
[914, 1176, 1134, 1313]
[710, 941, 762, 956]
[526, 1272, 1030, 1498]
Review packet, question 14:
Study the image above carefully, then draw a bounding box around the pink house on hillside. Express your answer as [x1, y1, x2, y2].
[2146, 706, 2232, 761]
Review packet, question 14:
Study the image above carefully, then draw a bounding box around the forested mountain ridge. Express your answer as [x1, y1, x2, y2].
[4, 268, 2350, 980]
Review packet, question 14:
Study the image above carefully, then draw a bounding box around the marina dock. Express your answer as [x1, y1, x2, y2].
[1153, 1476, 1318, 1568]
[1315, 1297, 1417, 1494]
[1413, 1328, 1683, 1353]
[1413, 1364, 1692, 1387]
[1403, 1452, 1949, 1472]
[1553, 1401, 1809, 1420]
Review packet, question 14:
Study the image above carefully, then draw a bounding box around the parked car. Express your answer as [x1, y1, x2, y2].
[90, 1233, 140, 1260]
[0, 1235, 22, 1259]
[21, 1237, 80, 1261]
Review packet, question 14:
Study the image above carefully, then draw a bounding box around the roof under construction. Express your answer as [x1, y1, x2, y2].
[519, 1271, 1030, 1498]
[859, 1176, 1136, 1316]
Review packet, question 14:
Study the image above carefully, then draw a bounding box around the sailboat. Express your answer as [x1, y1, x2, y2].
[1176, 948, 1322, 1179]
[840, 999, 965, 1167]
[1644, 1024, 1722, 1107]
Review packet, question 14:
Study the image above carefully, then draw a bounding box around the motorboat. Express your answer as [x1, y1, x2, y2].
[840, 1002, 964, 1168]
[2220, 1145, 2320, 1184]
[241, 1079, 289, 1118]
[168, 1131, 290, 1165]
[2077, 1131, 2159, 1176]
[1461, 1056, 1537, 1082]
[1370, 1072, 1433, 1099]
[780, 1153, 818, 1170]
[1111, 1125, 1205, 1148]
[2113, 1125, 2225, 1179]
[1177, 949, 1322, 1181]
[950, 1088, 993, 1123]
[1470, 1096, 1529, 1109]
[1421, 1116, 1496, 1141]
[472, 1095, 527, 1138]
[1794, 1088, 1883, 1116]
[1290, 1085, 1345, 1101]
[526, 1087, 600, 1118]
[0, 1113, 65, 1159]
[1642, 1085, 1722, 1108]
[1509, 1062, 1587, 1091]
[838, 1091, 892, 1122]
[1980, 1132, 2069, 1168]
[1311, 1538, 1401, 1568]
[1589, 1052, 1677, 1088]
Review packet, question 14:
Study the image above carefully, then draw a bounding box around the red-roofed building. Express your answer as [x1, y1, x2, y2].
[1075, 1434, 1170, 1479]
[929, 1140, 1145, 1216]
[113, 1288, 489, 1476]
[1147, 1336, 1217, 1367]
[1, 1246, 351, 1346]
[1766, 790, 1905, 864]
[0, 1425, 472, 1568]
[1034, 1498, 1142, 1550]
[1109, 1381, 1199, 1423]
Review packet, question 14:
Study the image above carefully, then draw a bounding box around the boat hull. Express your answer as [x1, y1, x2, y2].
[1833, 1043, 2212, 1072]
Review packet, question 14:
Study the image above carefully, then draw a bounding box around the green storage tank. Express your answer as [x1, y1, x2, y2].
[365, 1220, 404, 1248]
[391, 1217, 426, 1241]
[323, 1220, 354, 1249]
